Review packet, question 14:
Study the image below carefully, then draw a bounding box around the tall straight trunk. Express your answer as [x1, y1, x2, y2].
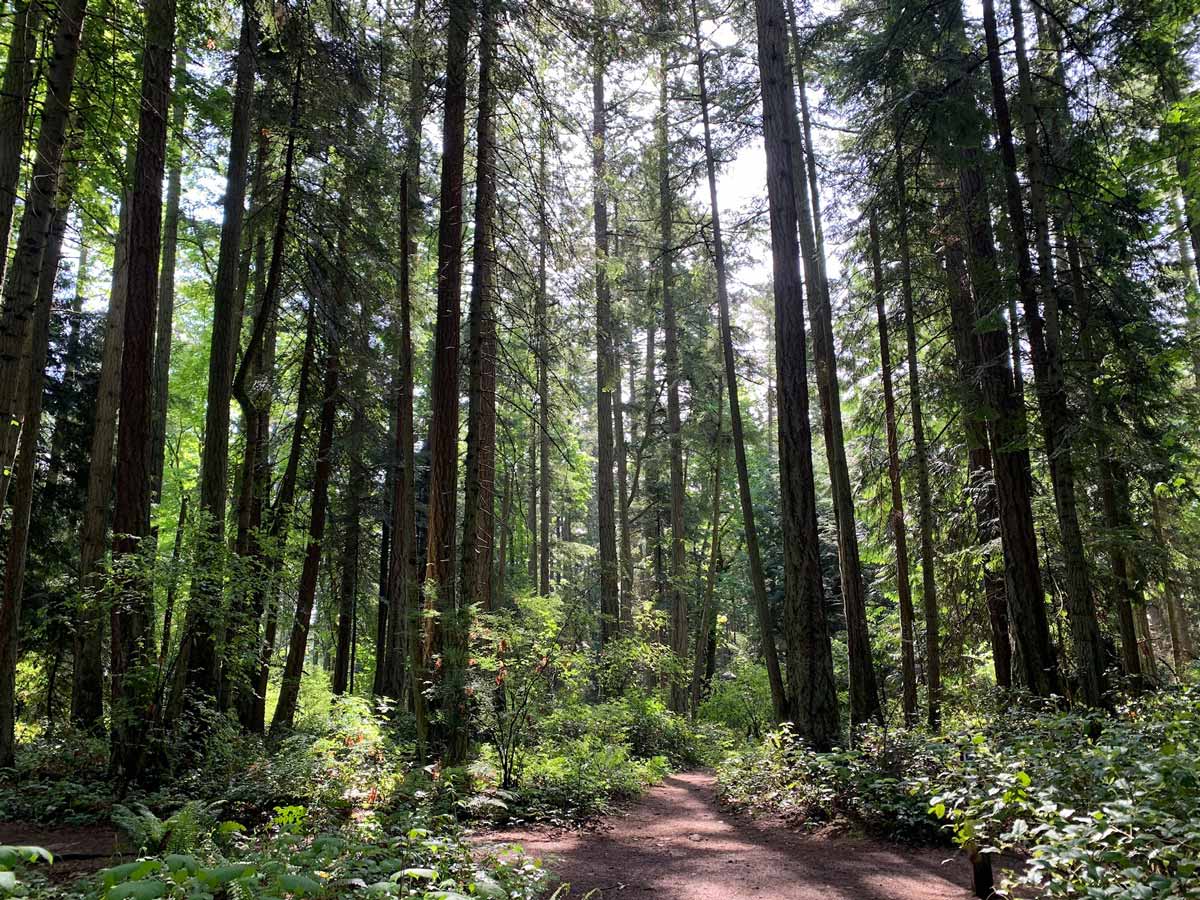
[0, 201, 65, 768]
[183, 2, 257, 703]
[753, 0, 838, 749]
[461, 0, 498, 613]
[149, 46, 188, 504]
[946, 0, 1060, 698]
[495, 463, 513, 604]
[110, 0, 175, 777]
[982, 0, 1106, 707]
[614, 339, 635, 627]
[160, 494, 188, 663]
[657, 20, 689, 714]
[943, 226, 1011, 689]
[1152, 494, 1195, 673]
[537, 128, 552, 599]
[691, 0, 786, 720]
[893, 132, 941, 728]
[334, 280, 368, 698]
[785, 7, 881, 728]
[73, 144, 134, 728]
[641, 317, 664, 610]
[593, 0, 619, 643]
[0, 0, 88, 515]
[270, 321, 338, 735]
[0, 0, 45, 284]
[690, 375, 723, 716]
[423, 0, 471, 764]
[868, 211, 917, 727]
[527, 429, 538, 584]
[382, 0, 425, 736]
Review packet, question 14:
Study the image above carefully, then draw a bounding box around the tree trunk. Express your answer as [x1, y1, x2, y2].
[46, 241, 87, 497]
[892, 132, 941, 728]
[461, 0, 498, 614]
[946, 0, 1060, 698]
[593, 0, 619, 645]
[0, 200, 65, 768]
[537, 126, 552, 599]
[495, 464, 513, 605]
[657, 17, 689, 715]
[72, 144, 134, 729]
[0, 0, 88, 517]
[752, 0, 838, 749]
[270, 316, 338, 735]
[785, 6, 881, 728]
[149, 46, 188, 505]
[692, 0, 786, 720]
[182, 1, 257, 704]
[0, 0, 45, 284]
[422, 0, 471, 764]
[868, 211, 918, 727]
[690, 376, 723, 716]
[110, 0, 175, 778]
[160, 494, 188, 665]
[943, 225, 1011, 690]
[527, 429, 538, 586]
[982, 0, 1106, 707]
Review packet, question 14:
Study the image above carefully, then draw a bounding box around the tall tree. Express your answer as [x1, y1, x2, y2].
[180, 2, 258, 704]
[110, 0, 176, 778]
[423, 0, 472, 763]
[461, 0, 499, 614]
[0, 0, 45, 285]
[691, 0, 786, 720]
[593, 0, 619, 644]
[753, 0, 838, 749]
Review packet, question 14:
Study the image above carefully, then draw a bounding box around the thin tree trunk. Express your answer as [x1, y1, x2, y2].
[0, 200, 65, 768]
[46, 241, 87, 496]
[527, 430, 538, 585]
[72, 144, 134, 728]
[0, 0, 45, 284]
[893, 131, 941, 728]
[593, 0, 619, 644]
[691, 0, 786, 720]
[690, 376, 723, 716]
[537, 127, 552, 599]
[182, 1, 257, 703]
[270, 317, 338, 735]
[753, 0, 838, 749]
[160, 494, 188, 663]
[495, 464, 513, 605]
[657, 14, 689, 714]
[149, 46, 187, 505]
[422, 0, 471, 764]
[0, 0, 88, 517]
[868, 211, 917, 727]
[461, 0, 498, 614]
[785, 4, 881, 728]
[110, 0, 176, 778]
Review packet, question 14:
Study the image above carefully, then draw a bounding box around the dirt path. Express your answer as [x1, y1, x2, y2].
[472, 772, 974, 899]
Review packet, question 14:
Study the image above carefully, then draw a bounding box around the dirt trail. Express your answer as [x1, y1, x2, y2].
[472, 771, 974, 899]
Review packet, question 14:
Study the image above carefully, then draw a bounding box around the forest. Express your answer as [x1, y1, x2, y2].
[0, 0, 1198, 895]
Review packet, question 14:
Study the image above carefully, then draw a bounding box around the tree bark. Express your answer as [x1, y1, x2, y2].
[537, 126, 552, 599]
[593, 0, 619, 644]
[183, 1, 257, 704]
[0, 0, 45, 285]
[270, 315, 339, 735]
[0, 199, 65, 768]
[868, 211, 918, 727]
[690, 376, 723, 716]
[110, 0, 176, 778]
[785, 5, 881, 728]
[692, 0, 786, 720]
[753, 0, 838, 749]
[422, 0, 472, 764]
[461, 0, 499, 614]
[982, 0, 1106, 706]
[149, 46, 188, 506]
[0, 0, 88, 517]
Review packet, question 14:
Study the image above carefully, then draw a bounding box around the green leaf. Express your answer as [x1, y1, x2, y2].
[396, 868, 437, 881]
[276, 873, 322, 896]
[106, 879, 169, 900]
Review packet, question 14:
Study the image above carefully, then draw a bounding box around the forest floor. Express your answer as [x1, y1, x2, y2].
[471, 771, 978, 899]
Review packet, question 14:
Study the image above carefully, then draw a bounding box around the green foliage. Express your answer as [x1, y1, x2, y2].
[0, 846, 53, 897]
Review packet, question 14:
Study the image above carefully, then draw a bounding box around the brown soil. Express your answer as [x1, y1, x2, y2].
[0, 822, 126, 883]
[471, 771, 976, 899]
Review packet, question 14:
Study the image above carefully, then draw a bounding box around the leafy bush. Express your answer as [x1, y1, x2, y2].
[516, 735, 669, 820]
[716, 724, 943, 841]
[539, 695, 707, 769]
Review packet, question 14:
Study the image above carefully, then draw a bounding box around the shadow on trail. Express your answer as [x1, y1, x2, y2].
[473, 771, 975, 899]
